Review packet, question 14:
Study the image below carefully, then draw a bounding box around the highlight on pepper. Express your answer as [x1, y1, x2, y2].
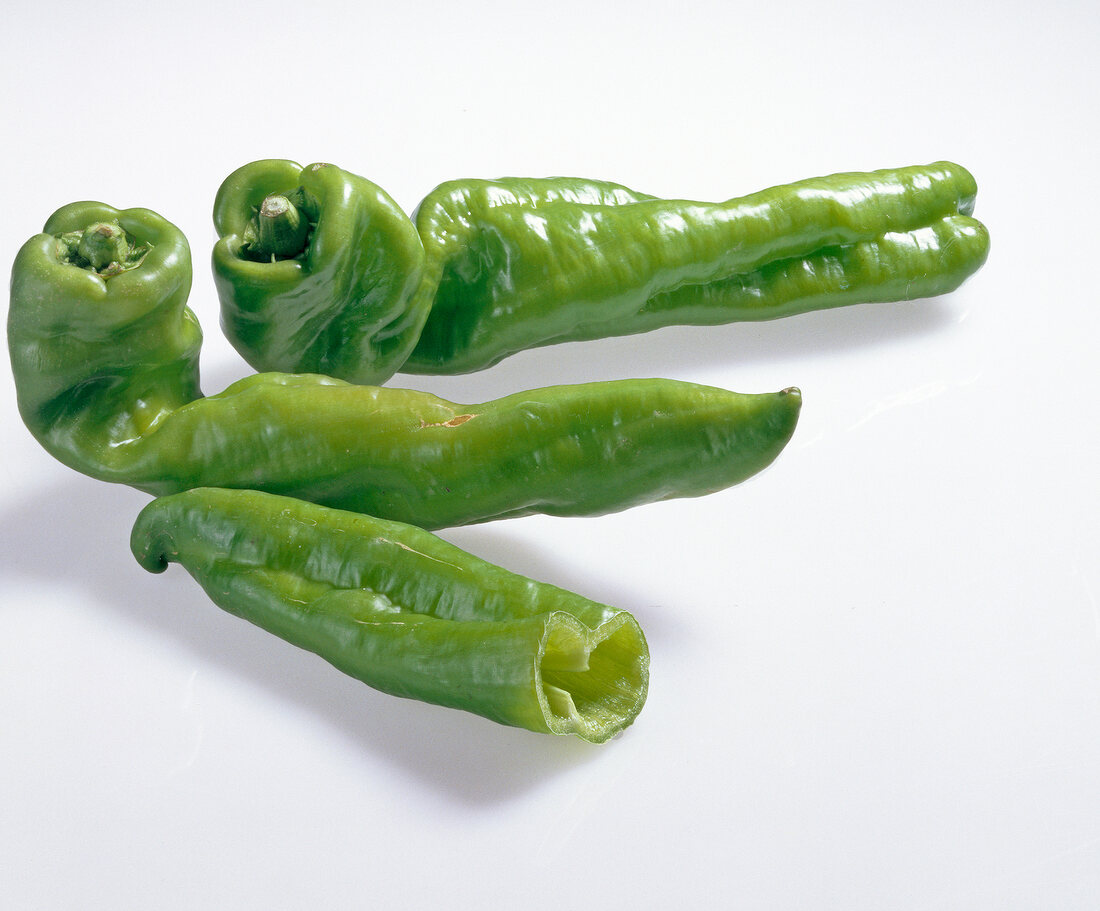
[9, 201, 802, 530]
[211, 159, 990, 382]
[131, 488, 651, 743]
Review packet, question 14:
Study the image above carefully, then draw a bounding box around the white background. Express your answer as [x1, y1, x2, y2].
[2, 2, 1098, 908]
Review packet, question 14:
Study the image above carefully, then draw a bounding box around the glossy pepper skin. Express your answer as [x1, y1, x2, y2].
[9, 203, 802, 529]
[403, 161, 990, 374]
[212, 160, 988, 380]
[132, 488, 650, 742]
[212, 160, 429, 385]
[8, 202, 202, 482]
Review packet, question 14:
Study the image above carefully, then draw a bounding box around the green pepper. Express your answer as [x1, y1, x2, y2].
[405, 161, 989, 374]
[212, 159, 430, 385]
[7, 201, 202, 482]
[132, 487, 649, 742]
[211, 160, 988, 380]
[10, 202, 802, 529]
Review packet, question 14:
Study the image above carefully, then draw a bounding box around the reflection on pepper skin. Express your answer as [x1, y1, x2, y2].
[9, 203, 802, 530]
[211, 160, 989, 381]
[131, 487, 650, 742]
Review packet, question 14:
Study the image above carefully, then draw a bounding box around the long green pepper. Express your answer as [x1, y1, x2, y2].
[132, 488, 649, 742]
[9, 202, 802, 530]
[211, 160, 989, 381]
[10, 158, 988, 746]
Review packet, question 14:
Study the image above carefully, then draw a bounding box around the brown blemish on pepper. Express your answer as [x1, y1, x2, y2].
[419, 413, 475, 429]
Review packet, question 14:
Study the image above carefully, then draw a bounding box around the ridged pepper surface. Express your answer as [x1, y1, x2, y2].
[212, 160, 430, 385]
[212, 160, 989, 381]
[9, 202, 802, 530]
[132, 487, 650, 742]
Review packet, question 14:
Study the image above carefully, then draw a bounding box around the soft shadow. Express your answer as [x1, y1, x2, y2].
[442, 522, 643, 609]
[0, 476, 600, 805]
[4, 295, 954, 798]
[198, 358, 254, 396]
[395, 297, 958, 400]
[440, 519, 686, 648]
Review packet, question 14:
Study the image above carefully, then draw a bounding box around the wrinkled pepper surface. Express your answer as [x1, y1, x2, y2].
[9, 202, 802, 530]
[132, 487, 650, 742]
[213, 160, 989, 381]
[212, 160, 430, 385]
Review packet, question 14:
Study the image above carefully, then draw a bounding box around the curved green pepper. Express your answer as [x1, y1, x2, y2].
[212, 160, 989, 380]
[8, 202, 202, 481]
[10, 203, 802, 529]
[405, 161, 989, 373]
[132, 487, 650, 742]
[212, 160, 430, 385]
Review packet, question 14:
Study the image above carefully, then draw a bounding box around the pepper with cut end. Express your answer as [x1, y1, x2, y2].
[132, 487, 650, 742]
[212, 159, 430, 385]
[9, 202, 802, 530]
[211, 160, 989, 381]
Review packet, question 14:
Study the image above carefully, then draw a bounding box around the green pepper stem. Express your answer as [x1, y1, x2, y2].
[251, 194, 310, 260]
[56, 221, 150, 276]
[78, 222, 130, 273]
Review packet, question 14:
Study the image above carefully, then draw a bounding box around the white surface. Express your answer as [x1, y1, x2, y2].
[2, 2, 1098, 908]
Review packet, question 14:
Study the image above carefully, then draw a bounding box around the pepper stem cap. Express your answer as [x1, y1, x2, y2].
[78, 222, 131, 273]
[250, 194, 311, 260]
